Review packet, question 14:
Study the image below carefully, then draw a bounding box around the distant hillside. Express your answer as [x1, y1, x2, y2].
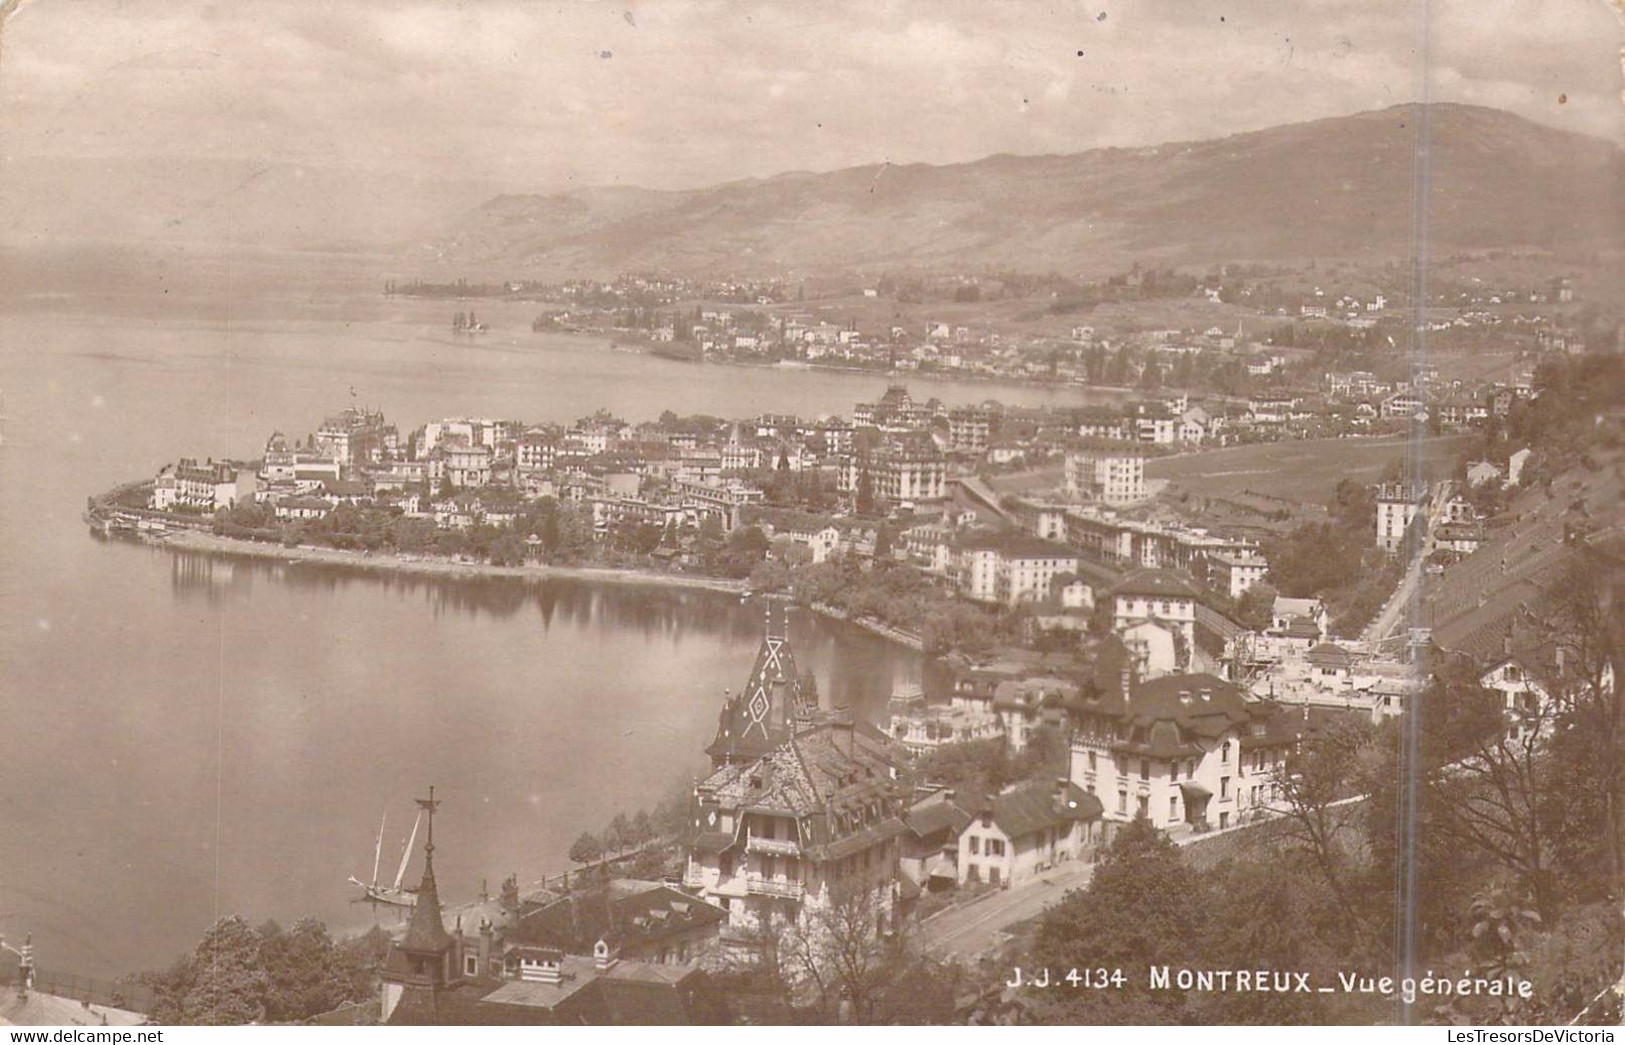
[414, 104, 1625, 276]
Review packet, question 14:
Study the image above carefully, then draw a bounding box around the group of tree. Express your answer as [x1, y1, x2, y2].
[707, 886, 970, 1024]
[785, 551, 1021, 655]
[915, 728, 1068, 799]
[567, 788, 695, 872]
[133, 917, 389, 1025]
[1262, 472, 1407, 637]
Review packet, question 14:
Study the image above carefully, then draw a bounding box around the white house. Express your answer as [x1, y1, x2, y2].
[955, 781, 1102, 888]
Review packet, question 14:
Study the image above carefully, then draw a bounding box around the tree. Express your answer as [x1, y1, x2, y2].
[180, 916, 271, 1025]
[873, 525, 895, 563]
[488, 533, 524, 567]
[776, 885, 908, 1023]
[631, 809, 655, 847]
[1028, 818, 1209, 1023]
[607, 812, 634, 855]
[259, 919, 356, 1024]
[855, 469, 876, 516]
[1273, 715, 1380, 943]
[1233, 582, 1278, 631]
[568, 830, 604, 865]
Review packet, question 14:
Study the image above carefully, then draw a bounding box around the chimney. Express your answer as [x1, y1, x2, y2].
[531, 952, 563, 985]
[13, 935, 32, 1000]
[593, 939, 619, 972]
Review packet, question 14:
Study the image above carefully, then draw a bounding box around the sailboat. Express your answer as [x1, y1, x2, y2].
[347, 809, 422, 908]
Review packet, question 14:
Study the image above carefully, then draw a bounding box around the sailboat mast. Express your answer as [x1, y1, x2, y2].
[372, 812, 386, 887]
[393, 810, 422, 892]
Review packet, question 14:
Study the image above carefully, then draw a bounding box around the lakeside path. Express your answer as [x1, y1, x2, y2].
[160, 529, 749, 594]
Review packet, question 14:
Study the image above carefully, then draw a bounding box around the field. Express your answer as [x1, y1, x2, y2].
[1147, 434, 1473, 506]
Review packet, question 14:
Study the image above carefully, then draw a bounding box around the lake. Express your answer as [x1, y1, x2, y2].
[0, 246, 1113, 977]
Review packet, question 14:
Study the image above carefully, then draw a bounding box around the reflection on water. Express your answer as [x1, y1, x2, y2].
[164, 546, 921, 717]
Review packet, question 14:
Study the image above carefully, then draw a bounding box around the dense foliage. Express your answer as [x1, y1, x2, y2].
[136, 917, 387, 1025]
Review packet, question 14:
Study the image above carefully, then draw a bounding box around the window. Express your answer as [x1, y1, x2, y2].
[988, 839, 1005, 857]
[968, 836, 980, 855]
[465, 955, 479, 977]
[1169, 796, 1178, 821]
[1117, 790, 1127, 814]
[1139, 759, 1150, 781]
[1137, 795, 1148, 817]
[1220, 776, 1230, 799]
[1222, 741, 1231, 764]
[1088, 751, 1097, 772]
[1219, 812, 1230, 829]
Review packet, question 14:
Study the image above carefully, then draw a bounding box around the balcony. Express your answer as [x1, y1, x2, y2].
[744, 835, 801, 857]
[746, 875, 805, 899]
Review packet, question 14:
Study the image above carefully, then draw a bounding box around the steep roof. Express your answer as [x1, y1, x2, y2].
[705, 617, 815, 766]
[510, 882, 726, 953]
[694, 718, 913, 861]
[399, 858, 454, 956]
[974, 782, 1103, 840]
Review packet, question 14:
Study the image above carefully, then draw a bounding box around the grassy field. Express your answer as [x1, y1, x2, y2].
[1147, 434, 1473, 505]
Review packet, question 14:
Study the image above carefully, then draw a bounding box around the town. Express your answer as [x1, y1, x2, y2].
[64, 339, 1625, 1026]
[400, 260, 1607, 406]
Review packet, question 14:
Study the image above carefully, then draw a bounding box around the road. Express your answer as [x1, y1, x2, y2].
[1363, 478, 1451, 646]
[918, 860, 1095, 960]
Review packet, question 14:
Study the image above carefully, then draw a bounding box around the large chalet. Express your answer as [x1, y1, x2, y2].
[686, 618, 916, 954]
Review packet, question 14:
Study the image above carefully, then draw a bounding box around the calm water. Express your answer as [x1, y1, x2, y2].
[0, 247, 1112, 977]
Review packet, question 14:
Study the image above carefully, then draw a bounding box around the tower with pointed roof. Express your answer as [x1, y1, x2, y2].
[380, 788, 461, 1024]
[705, 606, 818, 768]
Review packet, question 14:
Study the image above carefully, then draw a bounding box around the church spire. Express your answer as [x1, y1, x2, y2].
[399, 786, 453, 956]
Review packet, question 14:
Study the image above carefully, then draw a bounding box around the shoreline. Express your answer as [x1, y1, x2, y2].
[158, 529, 750, 593]
[161, 530, 931, 651]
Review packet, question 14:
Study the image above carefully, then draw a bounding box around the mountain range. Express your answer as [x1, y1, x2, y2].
[415, 103, 1624, 276]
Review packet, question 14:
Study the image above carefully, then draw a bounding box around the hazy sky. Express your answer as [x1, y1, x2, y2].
[1, 0, 1621, 244]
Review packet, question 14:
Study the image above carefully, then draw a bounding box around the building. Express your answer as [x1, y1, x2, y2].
[151, 458, 256, 512]
[1063, 445, 1147, 507]
[899, 791, 973, 890]
[1111, 568, 1202, 655]
[887, 685, 1003, 754]
[992, 675, 1081, 753]
[685, 620, 914, 955]
[847, 437, 947, 504]
[951, 533, 1081, 607]
[441, 443, 494, 489]
[315, 406, 395, 466]
[704, 610, 819, 769]
[676, 479, 765, 531]
[505, 880, 727, 967]
[685, 718, 913, 951]
[1375, 483, 1426, 553]
[380, 792, 710, 1025]
[955, 780, 1103, 888]
[947, 407, 992, 454]
[1208, 550, 1269, 600]
[516, 430, 557, 474]
[1067, 670, 1319, 833]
